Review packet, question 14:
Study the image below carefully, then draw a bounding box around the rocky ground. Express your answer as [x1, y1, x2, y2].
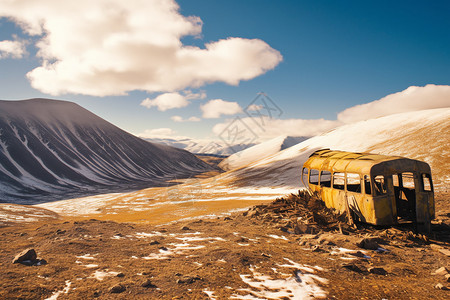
[0, 191, 449, 300]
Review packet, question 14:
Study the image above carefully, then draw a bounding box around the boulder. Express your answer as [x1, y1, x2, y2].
[12, 248, 37, 264]
[368, 267, 387, 275]
[141, 279, 156, 288]
[109, 284, 126, 293]
[357, 237, 379, 250]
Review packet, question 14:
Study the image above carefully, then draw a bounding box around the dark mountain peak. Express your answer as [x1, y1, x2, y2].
[0, 99, 212, 204]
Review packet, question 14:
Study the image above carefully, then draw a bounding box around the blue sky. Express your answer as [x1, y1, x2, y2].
[0, 0, 449, 140]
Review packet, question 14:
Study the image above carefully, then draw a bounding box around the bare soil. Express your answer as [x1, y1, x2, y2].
[0, 191, 449, 300]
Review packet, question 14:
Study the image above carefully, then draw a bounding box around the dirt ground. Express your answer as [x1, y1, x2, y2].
[0, 191, 449, 299]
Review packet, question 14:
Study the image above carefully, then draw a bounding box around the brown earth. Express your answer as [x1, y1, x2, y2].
[0, 191, 449, 300]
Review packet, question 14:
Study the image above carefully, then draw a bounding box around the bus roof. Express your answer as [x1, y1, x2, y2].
[304, 149, 431, 175]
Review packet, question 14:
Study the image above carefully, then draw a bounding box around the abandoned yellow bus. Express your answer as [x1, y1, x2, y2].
[302, 149, 434, 229]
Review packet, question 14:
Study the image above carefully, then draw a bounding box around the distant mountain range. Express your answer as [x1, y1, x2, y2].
[219, 135, 307, 170]
[144, 137, 256, 156]
[0, 99, 212, 203]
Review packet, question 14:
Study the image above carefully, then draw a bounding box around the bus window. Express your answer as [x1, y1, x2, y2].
[422, 174, 433, 192]
[309, 169, 319, 185]
[302, 168, 309, 186]
[347, 173, 361, 193]
[374, 175, 386, 195]
[402, 172, 415, 189]
[333, 172, 345, 190]
[393, 174, 399, 187]
[320, 171, 332, 187]
[364, 175, 371, 195]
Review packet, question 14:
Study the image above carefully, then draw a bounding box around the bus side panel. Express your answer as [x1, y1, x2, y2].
[321, 187, 335, 210]
[372, 196, 396, 225]
[347, 192, 368, 223]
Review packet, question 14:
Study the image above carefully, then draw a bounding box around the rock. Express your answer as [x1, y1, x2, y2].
[349, 251, 369, 258]
[446, 274, 450, 282]
[181, 226, 191, 231]
[368, 267, 387, 275]
[430, 244, 443, 251]
[342, 263, 364, 273]
[176, 275, 201, 284]
[224, 217, 232, 221]
[311, 245, 327, 252]
[109, 284, 126, 293]
[159, 246, 168, 251]
[12, 248, 37, 264]
[246, 209, 259, 218]
[235, 237, 248, 243]
[432, 267, 449, 276]
[141, 279, 155, 288]
[438, 249, 450, 256]
[434, 283, 449, 290]
[357, 238, 379, 250]
[280, 226, 289, 233]
[149, 240, 160, 245]
[116, 272, 125, 278]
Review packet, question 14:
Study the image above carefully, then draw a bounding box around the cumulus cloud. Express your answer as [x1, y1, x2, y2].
[213, 116, 341, 141]
[171, 115, 201, 122]
[338, 84, 450, 123]
[0, 0, 282, 96]
[201, 99, 243, 118]
[138, 127, 176, 138]
[0, 39, 26, 59]
[141, 92, 189, 111]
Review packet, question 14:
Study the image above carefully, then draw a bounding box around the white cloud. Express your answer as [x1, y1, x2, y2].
[183, 90, 206, 100]
[338, 84, 450, 123]
[201, 99, 243, 118]
[138, 127, 176, 138]
[0, 39, 26, 59]
[212, 116, 341, 141]
[0, 0, 282, 96]
[171, 115, 201, 122]
[171, 115, 184, 122]
[141, 92, 189, 111]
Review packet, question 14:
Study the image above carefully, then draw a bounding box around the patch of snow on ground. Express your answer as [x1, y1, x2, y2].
[76, 254, 96, 260]
[267, 234, 288, 240]
[44, 280, 71, 300]
[142, 243, 205, 260]
[233, 262, 328, 300]
[89, 270, 120, 281]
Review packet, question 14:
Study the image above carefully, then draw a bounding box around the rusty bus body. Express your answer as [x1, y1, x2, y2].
[302, 149, 435, 229]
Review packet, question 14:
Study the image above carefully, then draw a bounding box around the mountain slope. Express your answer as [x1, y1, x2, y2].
[0, 99, 212, 203]
[224, 108, 450, 192]
[218, 135, 307, 171]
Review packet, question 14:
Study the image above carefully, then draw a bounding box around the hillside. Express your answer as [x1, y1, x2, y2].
[0, 99, 212, 204]
[219, 135, 307, 171]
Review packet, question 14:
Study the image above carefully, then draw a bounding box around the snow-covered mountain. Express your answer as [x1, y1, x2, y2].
[145, 137, 256, 156]
[219, 135, 307, 171]
[225, 108, 450, 192]
[0, 99, 212, 203]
